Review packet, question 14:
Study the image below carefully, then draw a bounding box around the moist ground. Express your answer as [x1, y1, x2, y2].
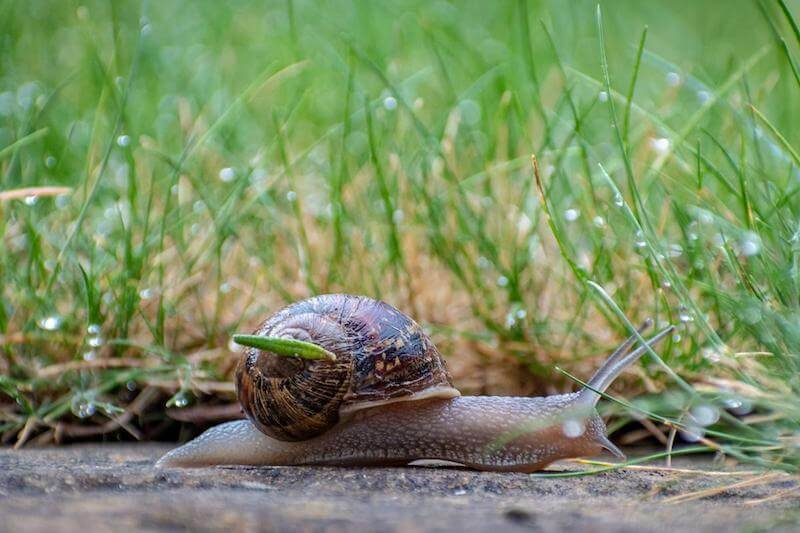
[0, 445, 798, 532]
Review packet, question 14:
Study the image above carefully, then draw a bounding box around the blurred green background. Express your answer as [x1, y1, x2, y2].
[1, 0, 799, 469]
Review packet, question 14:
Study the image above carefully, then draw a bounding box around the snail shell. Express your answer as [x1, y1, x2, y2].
[236, 294, 459, 441]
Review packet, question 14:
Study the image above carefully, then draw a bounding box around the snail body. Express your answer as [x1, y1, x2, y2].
[158, 295, 672, 471]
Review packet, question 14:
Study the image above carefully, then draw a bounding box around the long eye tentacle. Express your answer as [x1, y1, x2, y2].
[579, 324, 675, 406]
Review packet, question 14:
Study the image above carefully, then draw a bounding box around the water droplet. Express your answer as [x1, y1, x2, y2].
[116, 134, 130, 147]
[228, 338, 243, 352]
[220, 282, 232, 294]
[126, 380, 137, 392]
[82, 349, 96, 361]
[672, 333, 682, 342]
[633, 230, 647, 250]
[172, 392, 190, 408]
[383, 96, 397, 111]
[679, 425, 705, 442]
[497, 275, 509, 287]
[598, 91, 608, 103]
[662, 280, 672, 289]
[678, 311, 693, 323]
[725, 397, 752, 416]
[563, 208, 580, 222]
[87, 324, 101, 335]
[702, 347, 721, 362]
[87, 335, 104, 348]
[286, 190, 297, 202]
[45, 155, 56, 168]
[139, 288, 153, 300]
[613, 193, 624, 207]
[71, 394, 96, 419]
[667, 243, 683, 258]
[457, 99, 481, 125]
[477, 256, 491, 270]
[219, 167, 235, 182]
[593, 215, 606, 228]
[650, 137, 670, 154]
[38, 316, 62, 331]
[515, 309, 527, 319]
[517, 213, 532, 233]
[392, 209, 404, 225]
[691, 404, 720, 427]
[504, 312, 517, 329]
[697, 90, 711, 103]
[193, 200, 204, 214]
[666, 72, 681, 87]
[741, 305, 761, 325]
[562, 419, 585, 438]
[739, 232, 761, 257]
[688, 232, 698, 242]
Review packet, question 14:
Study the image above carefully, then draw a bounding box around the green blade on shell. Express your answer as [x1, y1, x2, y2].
[232, 335, 337, 361]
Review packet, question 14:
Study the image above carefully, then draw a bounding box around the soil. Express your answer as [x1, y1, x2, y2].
[1, 445, 798, 532]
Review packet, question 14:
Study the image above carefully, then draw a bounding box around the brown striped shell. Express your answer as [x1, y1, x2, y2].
[235, 294, 459, 441]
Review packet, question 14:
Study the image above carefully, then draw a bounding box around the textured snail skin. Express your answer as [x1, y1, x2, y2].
[156, 394, 616, 471]
[157, 295, 672, 471]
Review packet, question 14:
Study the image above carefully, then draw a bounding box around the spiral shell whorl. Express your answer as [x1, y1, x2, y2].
[236, 294, 456, 441]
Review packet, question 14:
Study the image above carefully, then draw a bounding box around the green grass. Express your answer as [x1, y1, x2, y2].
[1, 0, 800, 471]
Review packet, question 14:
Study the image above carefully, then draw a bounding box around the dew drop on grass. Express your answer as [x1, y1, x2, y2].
[220, 281, 232, 294]
[563, 208, 580, 222]
[691, 404, 720, 427]
[87, 335, 104, 348]
[598, 90, 608, 102]
[286, 190, 297, 202]
[666, 71, 681, 87]
[38, 316, 62, 331]
[45, 155, 56, 168]
[697, 90, 711, 103]
[126, 381, 137, 392]
[672, 333, 681, 342]
[23, 195, 38, 206]
[739, 232, 761, 257]
[667, 243, 683, 257]
[562, 419, 585, 438]
[458, 99, 481, 125]
[383, 96, 397, 110]
[496, 275, 509, 287]
[702, 347, 722, 362]
[71, 394, 96, 419]
[477, 256, 491, 270]
[392, 209, 404, 225]
[82, 349, 96, 361]
[613, 192, 624, 207]
[678, 311, 693, 323]
[87, 324, 101, 335]
[633, 230, 647, 251]
[724, 397, 752, 416]
[116, 134, 130, 147]
[172, 392, 190, 408]
[219, 167, 235, 182]
[593, 215, 606, 228]
[650, 137, 670, 154]
[139, 288, 153, 300]
[679, 425, 704, 442]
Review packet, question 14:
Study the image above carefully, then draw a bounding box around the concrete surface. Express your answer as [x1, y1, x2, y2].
[0, 445, 798, 532]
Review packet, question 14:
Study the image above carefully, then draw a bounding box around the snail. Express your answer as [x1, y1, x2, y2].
[157, 294, 672, 472]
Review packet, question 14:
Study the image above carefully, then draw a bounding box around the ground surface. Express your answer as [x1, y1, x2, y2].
[0, 445, 798, 532]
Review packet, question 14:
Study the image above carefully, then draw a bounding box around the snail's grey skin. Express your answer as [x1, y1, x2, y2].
[157, 314, 672, 471]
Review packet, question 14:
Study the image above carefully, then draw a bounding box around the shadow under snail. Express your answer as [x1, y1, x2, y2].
[157, 294, 673, 472]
